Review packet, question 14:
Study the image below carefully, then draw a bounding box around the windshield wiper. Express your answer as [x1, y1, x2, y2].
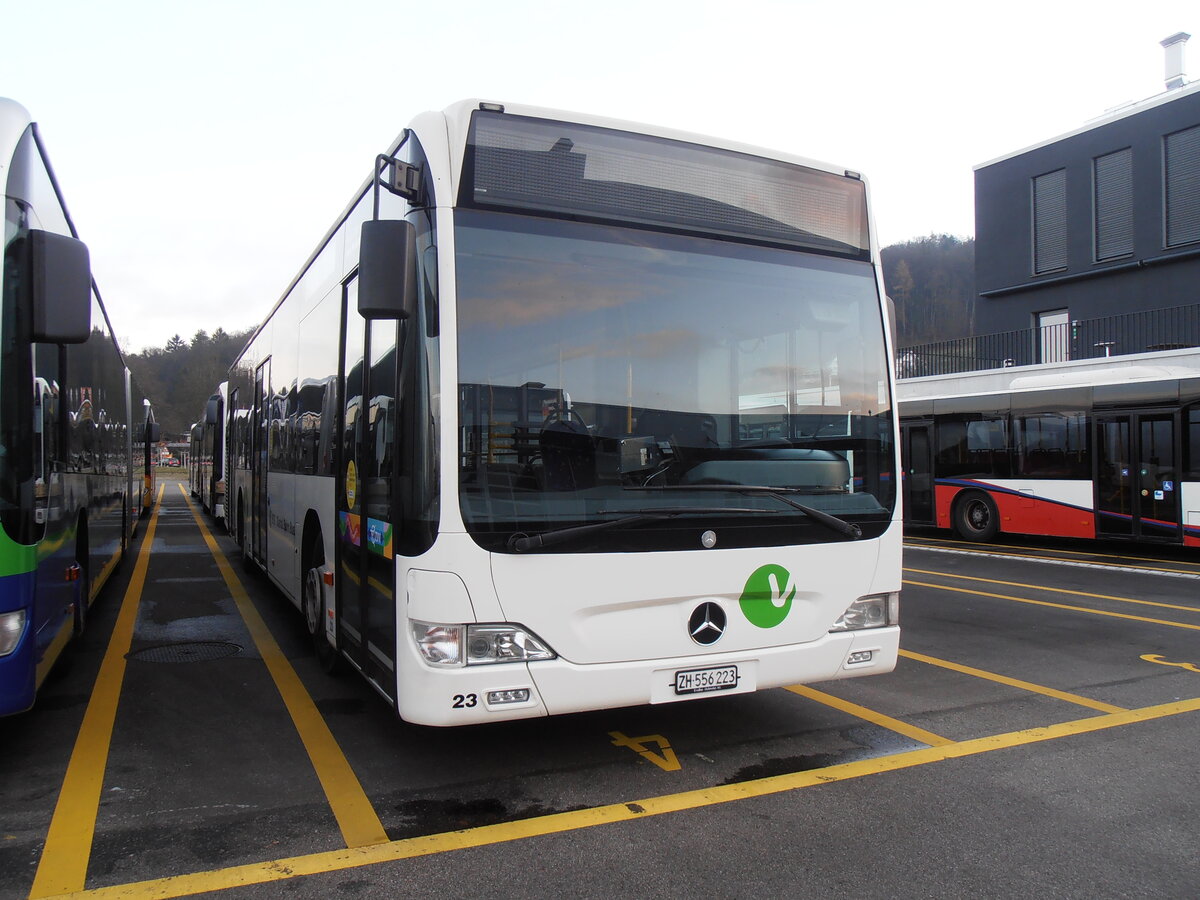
[627, 484, 862, 540]
[506, 506, 775, 553]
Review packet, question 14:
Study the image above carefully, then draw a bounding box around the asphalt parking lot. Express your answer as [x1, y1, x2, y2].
[2, 476, 1197, 899]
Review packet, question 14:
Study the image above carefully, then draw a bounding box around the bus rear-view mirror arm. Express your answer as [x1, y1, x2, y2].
[358, 219, 417, 320]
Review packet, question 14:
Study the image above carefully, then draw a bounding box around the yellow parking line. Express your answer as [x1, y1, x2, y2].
[898, 650, 1126, 713]
[179, 486, 388, 850]
[905, 567, 1200, 614]
[44, 695, 1200, 899]
[784, 684, 956, 747]
[30, 483, 165, 899]
[904, 579, 1200, 632]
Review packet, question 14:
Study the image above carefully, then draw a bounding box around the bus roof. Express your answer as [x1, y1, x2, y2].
[0, 97, 33, 174]
[896, 346, 1200, 403]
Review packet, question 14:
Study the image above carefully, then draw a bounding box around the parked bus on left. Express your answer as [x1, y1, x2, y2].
[0, 98, 158, 716]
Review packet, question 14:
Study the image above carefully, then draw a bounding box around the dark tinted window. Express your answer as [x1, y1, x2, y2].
[935, 414, 1010, 478]
[463, 111, 869, 259]
[1015, 412, 1090, 478]
[1185, 405, 1200, 480]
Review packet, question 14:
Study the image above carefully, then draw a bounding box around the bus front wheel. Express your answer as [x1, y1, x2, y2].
[953, 491, 999, 542]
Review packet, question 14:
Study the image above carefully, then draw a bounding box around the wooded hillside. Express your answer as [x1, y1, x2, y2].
[127, 328, 253, 439]
[881, 235, 974, 346]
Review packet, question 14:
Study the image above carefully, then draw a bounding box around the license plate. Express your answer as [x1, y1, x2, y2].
[674, 664, 739, 695]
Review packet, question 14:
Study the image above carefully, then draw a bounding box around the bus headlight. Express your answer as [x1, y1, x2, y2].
[829, 593, 899, 632]
[0, 609, 27, 657]
[466, 625, 555, 665]
[411, 621, 556, 667]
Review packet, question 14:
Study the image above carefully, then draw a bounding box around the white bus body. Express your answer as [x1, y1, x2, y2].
[225, 100, 902, 725]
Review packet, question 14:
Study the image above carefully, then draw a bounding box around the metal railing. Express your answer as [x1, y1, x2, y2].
[895, 303, 1200, 378]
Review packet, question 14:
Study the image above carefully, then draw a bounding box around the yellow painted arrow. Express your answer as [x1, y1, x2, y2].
[1141, 653, 1200, 674]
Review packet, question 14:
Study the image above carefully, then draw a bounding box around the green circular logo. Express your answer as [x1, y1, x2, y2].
[739, 564, 796, 628]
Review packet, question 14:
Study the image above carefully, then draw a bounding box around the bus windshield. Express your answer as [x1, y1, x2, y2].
[455, 209, 895, 552]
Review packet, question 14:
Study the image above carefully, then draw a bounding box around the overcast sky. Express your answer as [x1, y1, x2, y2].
[2, 0, 1195, 353]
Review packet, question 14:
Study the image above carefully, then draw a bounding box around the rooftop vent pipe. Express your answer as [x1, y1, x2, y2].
[1161, 32, 1190, 90]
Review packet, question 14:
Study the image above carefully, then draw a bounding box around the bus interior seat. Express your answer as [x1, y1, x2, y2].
[539, 418, 595, 490]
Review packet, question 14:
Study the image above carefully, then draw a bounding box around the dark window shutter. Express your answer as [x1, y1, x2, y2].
[1094, 148, 1133, 260]
[1033, 169, 1067, 273]
[1165, 125, 1200, 248]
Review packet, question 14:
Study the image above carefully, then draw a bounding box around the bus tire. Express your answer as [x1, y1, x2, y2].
[237, 500, 253, 571]
[303, 538, 339, 674]
[953, 491, 999, 542]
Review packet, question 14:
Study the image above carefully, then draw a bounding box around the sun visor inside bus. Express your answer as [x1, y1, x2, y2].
[358, 220, 417, 319]
[28, 229, 91, 344]
[460, 110, 870, 260]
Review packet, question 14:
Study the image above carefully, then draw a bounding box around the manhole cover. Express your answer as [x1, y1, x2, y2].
[127, 641, 243, 663]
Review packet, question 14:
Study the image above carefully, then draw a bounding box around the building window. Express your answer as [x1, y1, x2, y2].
[1033, 169, 1067, 273]
[1165, 125, 1200, 248]
[1094, 148, 1132, 261]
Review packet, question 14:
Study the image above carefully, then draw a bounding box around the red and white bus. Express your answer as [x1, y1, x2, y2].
[898, 348, 1200, 546]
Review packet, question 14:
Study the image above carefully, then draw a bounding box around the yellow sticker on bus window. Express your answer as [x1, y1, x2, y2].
[346, 460, 357, 508]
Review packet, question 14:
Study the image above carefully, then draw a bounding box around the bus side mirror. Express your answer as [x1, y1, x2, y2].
[205, 398, 219, 425]
[146, 422, 161, 443]
[28, 230, 92, 344]
[358, 219, 417, 320]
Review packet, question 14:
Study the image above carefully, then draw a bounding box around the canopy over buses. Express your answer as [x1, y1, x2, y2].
[200, 99, 902, 725]
[0, 98, 158, 716]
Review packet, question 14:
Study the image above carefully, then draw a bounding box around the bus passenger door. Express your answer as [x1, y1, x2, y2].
[1095, 413, 1181, 541]
[901, 422, 936, 525]
[337, 278, 399, 699]
[1136, 413, 1180, 541]
[252, 359, 270, 562]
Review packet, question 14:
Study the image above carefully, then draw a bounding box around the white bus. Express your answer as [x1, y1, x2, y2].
[223, 100, 901, 725]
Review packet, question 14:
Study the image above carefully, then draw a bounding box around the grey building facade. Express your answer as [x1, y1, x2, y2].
[972, 60, 1200, 362]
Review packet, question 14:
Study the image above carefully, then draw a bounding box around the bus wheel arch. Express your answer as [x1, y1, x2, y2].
[301, 514, 338, 673]
[952, 490, 999, 542]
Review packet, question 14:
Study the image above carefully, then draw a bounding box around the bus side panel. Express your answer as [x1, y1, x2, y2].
[934, 482, 961, 530]
[935, 479, 1095, 539]
[993, 486, 1094, 539]
[267, 471, 300, 604]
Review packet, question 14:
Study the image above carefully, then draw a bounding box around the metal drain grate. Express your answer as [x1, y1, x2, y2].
[127, 641, 243, 663]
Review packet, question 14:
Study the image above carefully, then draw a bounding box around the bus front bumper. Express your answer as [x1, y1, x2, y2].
[395, 626, 898, 727]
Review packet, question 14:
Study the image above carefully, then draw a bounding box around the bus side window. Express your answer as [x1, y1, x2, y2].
[1186, 406, 1200, 480]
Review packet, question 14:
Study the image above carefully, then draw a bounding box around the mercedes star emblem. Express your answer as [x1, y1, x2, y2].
[688, 602, 727, 645]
